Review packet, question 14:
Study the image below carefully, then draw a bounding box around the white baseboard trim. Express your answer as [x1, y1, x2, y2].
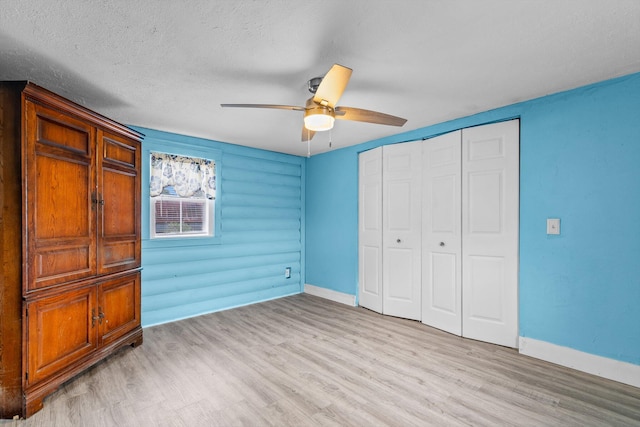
[519, 337, 640, 389]
[304, 284, 357, 307]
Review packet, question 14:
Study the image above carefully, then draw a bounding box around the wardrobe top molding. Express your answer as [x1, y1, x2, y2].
[12, 81, 144, 141]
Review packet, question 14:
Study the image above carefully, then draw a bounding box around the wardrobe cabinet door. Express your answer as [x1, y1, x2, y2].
[97, 130, 141, 275]
[26, 286, 98, 386]
[98, 272, 141, 346]
[24, 101, 97, 291]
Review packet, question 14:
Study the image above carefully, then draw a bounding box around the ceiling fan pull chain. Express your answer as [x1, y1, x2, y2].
[307, 129, 311, 158]
[329, 129, 332, 149]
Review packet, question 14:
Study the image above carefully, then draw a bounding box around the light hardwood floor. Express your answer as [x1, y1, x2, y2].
[4, 294, 640, 426]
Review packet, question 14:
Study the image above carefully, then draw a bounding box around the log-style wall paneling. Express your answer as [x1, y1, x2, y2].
[138, 128, 305, 327]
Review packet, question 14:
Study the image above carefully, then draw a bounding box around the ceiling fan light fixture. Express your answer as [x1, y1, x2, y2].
[304, 113, 335, 131]
[304, 104, 335, 131]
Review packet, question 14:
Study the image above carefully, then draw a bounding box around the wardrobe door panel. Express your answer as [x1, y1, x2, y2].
[26, 286, 98, 385]
[25, 101, 97, 291]
[98, 272, 141, 346]
[97, 130, 141, 275]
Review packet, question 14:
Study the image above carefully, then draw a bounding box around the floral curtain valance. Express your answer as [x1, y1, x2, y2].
[150, 152, 216, 199]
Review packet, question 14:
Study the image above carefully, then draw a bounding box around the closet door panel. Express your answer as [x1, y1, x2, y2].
[422, 131, 462, 335]
[466, 255, 505, 320]
[358, 148, 383, 313]
[385, 247, 414, 301]
[382, 142, 422, 321]
[462, 120, 519, 348]
[430, 253, 458, 310]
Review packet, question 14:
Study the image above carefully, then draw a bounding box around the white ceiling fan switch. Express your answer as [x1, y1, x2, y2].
[547, 218, 560, 235]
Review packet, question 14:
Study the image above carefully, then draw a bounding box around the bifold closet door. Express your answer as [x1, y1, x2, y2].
[358, 147, 383, 313]
[382, 142, 422, 321]
[422, 119, 519, 348]
[358, 142, 422, 320]
[462, 120, 519, 348]
[421, 131, 463, 335]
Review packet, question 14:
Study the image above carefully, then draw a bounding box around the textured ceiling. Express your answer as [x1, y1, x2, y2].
[1, 1, 639, 156]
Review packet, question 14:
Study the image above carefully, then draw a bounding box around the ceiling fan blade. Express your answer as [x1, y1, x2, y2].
[301, 124, 316, 142]
[313, 64, 352, 108]
[334, 106, 407, 127]
[221, 103, 305, 111]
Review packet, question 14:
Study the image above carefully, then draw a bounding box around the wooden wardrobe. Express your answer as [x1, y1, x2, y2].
[0, 82, 143, 418]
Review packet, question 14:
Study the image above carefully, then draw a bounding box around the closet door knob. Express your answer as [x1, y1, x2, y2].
[396, 239, 401, 243]
[439, 242, 445, 247]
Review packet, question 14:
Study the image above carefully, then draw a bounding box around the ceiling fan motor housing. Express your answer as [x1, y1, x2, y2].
[307, 77, 323, 94]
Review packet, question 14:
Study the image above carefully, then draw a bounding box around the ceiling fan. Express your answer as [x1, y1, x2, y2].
[221, 64, 407, 141]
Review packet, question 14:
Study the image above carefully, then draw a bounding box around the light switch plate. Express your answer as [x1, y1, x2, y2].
[547, 218, 560, 235]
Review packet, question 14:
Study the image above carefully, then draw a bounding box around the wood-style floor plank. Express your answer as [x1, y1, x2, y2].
[3, 293, 639, 426]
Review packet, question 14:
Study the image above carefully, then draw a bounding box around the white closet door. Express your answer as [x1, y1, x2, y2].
[382, 142, 422, 320]
[358, 147, 383, 313]
[462, 120, 519, 348]
[421, 131, 462, 335]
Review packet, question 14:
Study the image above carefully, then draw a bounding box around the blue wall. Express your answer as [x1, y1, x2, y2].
[136, 128, 305, 326]
[306, 72, 640, 366]
[306, 151, 359, 297]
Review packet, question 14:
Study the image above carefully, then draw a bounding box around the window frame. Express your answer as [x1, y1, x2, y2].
[142, 141, 221, 248]
[150, 194, 214, 239]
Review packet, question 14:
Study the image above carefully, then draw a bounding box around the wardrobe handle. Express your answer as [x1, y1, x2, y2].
[98, 307, 105, 325]
[91, 308, 100, 327]
[439, 242, 445, 247]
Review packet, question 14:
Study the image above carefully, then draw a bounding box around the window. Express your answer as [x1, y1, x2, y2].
[150, 152, 216, 238]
